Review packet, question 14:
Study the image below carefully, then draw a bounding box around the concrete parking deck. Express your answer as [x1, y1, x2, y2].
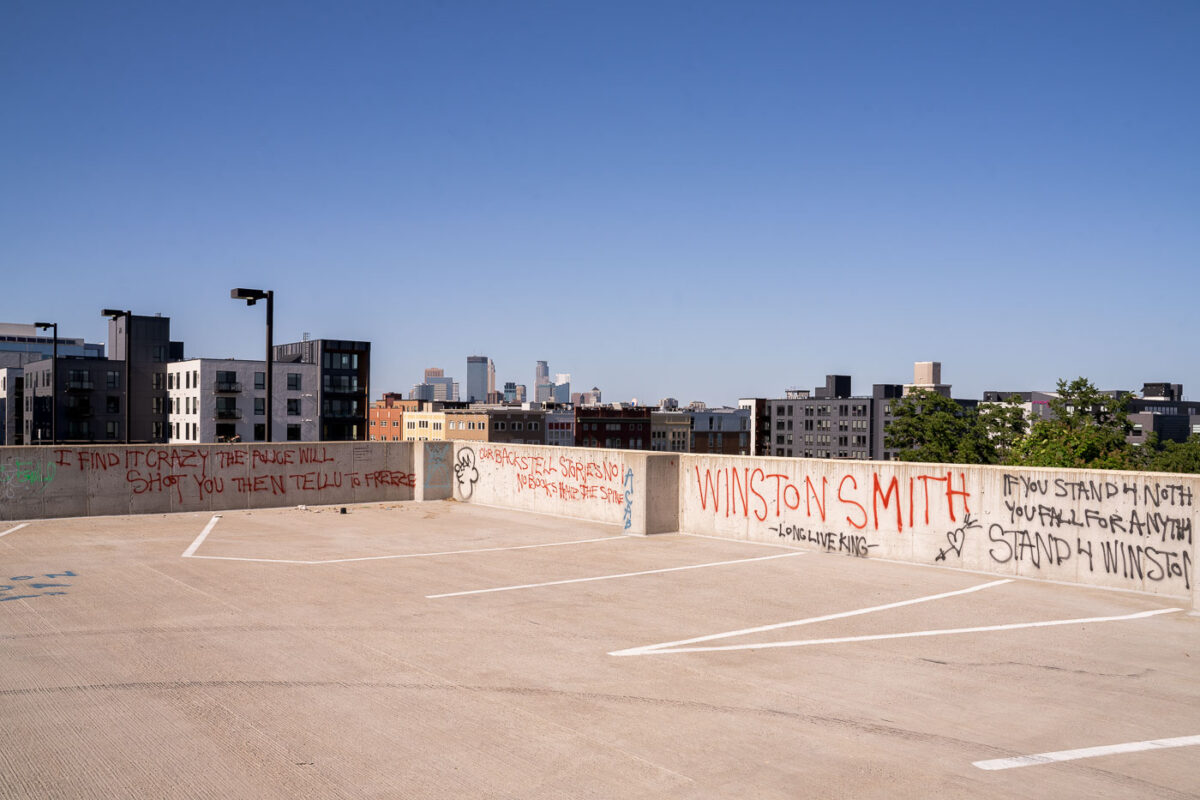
[2, 501, 1198, 798]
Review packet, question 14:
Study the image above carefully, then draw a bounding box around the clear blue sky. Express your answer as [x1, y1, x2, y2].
[3, 1, 1197, 405]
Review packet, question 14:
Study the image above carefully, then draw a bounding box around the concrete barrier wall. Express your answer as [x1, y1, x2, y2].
[0, 442, 416, 519]
[446, 442, 679, 535]
[679, 454, 1198, 603]
[3, 442, 1196, 606]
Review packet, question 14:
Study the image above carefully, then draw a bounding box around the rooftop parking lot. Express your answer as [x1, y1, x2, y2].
[2, 501, 1198, 798]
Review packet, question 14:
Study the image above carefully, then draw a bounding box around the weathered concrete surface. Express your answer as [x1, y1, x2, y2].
[0, 442, 416, 520]
[679, 455, 1198, 605]
[1, 503, 1197, 798]
[4, 443, 1197, 607]
[446, 442, 678, 535]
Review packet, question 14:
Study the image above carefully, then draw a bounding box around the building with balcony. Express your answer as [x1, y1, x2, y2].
[275, 338, 370, 441]
[20, 357, 126, 444]
[168, 359, 318, 443]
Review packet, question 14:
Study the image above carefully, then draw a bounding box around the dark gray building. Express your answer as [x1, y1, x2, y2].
[22, 357, 126, 444]
[274, 338, 371, 441]
[107, 313, 183, 442]
[745, 371, 974, 462]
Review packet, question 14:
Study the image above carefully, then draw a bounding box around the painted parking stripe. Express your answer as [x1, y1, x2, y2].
[427, 552, 806, 599]
[974, 734, 1200, 770]
[613, 607, 1181, 656]
[182, 516, 222, 557]
[612, 578, 1011, 656]
[183, 516, 625, 564]
[0, 523, 30, 539]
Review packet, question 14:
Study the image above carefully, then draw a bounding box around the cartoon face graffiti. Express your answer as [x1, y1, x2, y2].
[454, 447, 479, 500]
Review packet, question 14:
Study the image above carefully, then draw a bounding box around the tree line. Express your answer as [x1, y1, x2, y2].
[885, 377, 1200, 473]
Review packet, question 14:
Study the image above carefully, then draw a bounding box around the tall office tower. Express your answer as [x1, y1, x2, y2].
[466, 356, 489, 403]
[487, 358, 495, 397]
[535, 360, 549, 390]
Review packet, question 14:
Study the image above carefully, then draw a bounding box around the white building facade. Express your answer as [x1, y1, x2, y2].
[168, 359, 319, 443]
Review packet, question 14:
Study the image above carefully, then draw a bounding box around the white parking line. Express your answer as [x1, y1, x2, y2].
[611, 578, 1011, 655]
[613, 607, 1181, 656]
[974, 734, 1200, 770]
[427, 552, 807, 599]
[182, 515, 626, 564]
[181, 516, 221, 557]
[0, 523, 30, 539]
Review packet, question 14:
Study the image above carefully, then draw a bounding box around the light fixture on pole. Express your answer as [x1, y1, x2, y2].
[34, 321, 57, 445]
[101, 309, 132, 443]
[230, 288, 274, 442]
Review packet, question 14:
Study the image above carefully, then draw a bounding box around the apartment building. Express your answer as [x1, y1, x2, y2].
[274, 338, 370, 441]
[650, 410, 690, 452]
[168, 359, 318, 443]
[689, 407, 751, 455]
[575, 406, 651, 450]
[369, 394, 419, 442]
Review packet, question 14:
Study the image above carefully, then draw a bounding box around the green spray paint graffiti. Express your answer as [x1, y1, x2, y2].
[0, 458, 57, 499]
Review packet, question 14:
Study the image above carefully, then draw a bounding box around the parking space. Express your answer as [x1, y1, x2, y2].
[2, 501, 1197, 798]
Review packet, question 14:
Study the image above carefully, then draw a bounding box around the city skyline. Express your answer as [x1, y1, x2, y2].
[3, 3, 1197, 404]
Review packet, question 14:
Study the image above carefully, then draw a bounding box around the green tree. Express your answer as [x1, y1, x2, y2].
[1143, 434, 1200, 474]
[977, 393, 1029, 463]
[1005, 377, 1140, 470]
[885, 389, 997, 464]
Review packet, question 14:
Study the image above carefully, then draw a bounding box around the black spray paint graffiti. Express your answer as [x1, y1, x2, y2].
[426, 443, 452, 492]
[987, 525, 1192, 589]
[935, 513, 980, 562]
[0, 570, 76, 603]
[768, 522, 877, 558]
[454, 447, 479, 500]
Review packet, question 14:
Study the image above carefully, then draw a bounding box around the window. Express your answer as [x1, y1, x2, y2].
[107, 396, 120, 414]
[287, 424, 301, 441]
[106, 421, 119, 439]
[287, 398, 300, 416]
[255, 372, 265, 390]
[152, 397, 164, 414]
[152, 422, 164, 439]
[287, 373, 301, 391]
[151, 345, 167, 362]
[255, 397, 265, 416]
[254, 423, 266, 441]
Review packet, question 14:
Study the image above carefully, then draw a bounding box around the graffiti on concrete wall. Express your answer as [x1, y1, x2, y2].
[686, 461, 1196, 593]
[0, 456, 57, 500]
[472, 445, 629, 507]
[38, 446, 415, 505]
[623, 467, 634, 531]
[995, 473, 1193, 590]
[425, 443, 452, 492]
[453, 447, 479, 500]
[691, 465, 972, 532]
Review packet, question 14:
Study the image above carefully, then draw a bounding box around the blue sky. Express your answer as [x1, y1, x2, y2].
[3, 1, 1197, 405]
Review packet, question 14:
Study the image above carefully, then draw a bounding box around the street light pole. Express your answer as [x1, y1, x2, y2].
[34, 321, 57, 445]
[231, 289, 273, 442]
[102, 309, 132, 443]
